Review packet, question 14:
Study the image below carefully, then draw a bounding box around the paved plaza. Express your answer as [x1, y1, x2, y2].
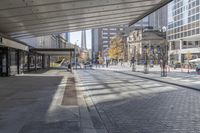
[1, 68, 200, 133]
[78, 69, 200, 133]
[0, 69, 95, 133]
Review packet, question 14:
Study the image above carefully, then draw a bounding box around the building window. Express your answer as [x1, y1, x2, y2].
[196, 28, 200, 34]
[184, 32, 187, 37]
[110, 32, 116, 35]
[188, 30, 191, 36]
[110, 28, 116, 31]
[195, 41, 199, 46]
[192, 29, 196, 35]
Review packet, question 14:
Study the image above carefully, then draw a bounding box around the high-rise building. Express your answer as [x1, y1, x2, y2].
[149, 5, 168, 31]
[100, 26, 125, 50]
[92, 26, 131, 62]
[91, 5, 168, 61]
[65, 32, 70, 42]
[81, 30, 87, 50]
[91, 29, 100, 62]
[133, 16, 150, 29]
[167, 0, 200, 64]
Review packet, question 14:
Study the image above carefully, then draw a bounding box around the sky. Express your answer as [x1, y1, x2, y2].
[69, 30, 91, 49]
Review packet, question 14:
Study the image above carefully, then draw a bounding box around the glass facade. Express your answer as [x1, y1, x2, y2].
[167, 0, 200, 40]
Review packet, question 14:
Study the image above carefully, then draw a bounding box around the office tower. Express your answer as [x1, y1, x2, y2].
[81, 30, 87, 50]
[167, 0, 200, 64]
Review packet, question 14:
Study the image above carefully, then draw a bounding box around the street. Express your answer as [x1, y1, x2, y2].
[78, 69, 200, 133]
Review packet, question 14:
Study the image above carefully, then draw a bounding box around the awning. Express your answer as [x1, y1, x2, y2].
[0, 0, 172, 39]
[0, 37, 29, 51]
[189, 58, 200, 63]
[32, 48, 76, 56]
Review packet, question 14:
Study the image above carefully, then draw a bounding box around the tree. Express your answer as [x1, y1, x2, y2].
[186, 52, 192, 61]
[186, 51, 192, 73]
[108, 36, 124, 61]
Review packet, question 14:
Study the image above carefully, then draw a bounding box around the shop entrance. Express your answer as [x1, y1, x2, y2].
[0, 47, 8, 76]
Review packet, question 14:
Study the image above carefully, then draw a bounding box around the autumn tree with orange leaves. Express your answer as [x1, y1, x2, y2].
[108, 36, 124, 60]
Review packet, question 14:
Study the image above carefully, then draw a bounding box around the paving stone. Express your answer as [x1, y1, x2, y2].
[78, 69, 200, 133]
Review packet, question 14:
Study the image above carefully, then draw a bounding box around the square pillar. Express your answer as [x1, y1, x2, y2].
[17, 50, 20, 74]
[22, 52, 25, 74]
[27, 54, 30, 72]
[179, 40, 183, 63]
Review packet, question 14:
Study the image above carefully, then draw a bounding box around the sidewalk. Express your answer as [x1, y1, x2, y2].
[94, 64, 199, 77]
[119, 71, 200, 90]
[93, 65, 200, 91]
[0, 69, 96, 133]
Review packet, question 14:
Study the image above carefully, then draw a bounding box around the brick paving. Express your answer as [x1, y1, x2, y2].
[0, 69, 82, 133]
[78, 69, 200, 133]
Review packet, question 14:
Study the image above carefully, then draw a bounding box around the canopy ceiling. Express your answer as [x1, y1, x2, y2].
[0, 0, 171, 39]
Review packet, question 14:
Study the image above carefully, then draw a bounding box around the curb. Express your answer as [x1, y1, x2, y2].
[115, 71, 200, 91]
[74, 70, 109, 133]
[74, 71, 97, 133]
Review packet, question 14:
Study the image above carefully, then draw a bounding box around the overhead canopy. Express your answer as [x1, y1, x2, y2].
[0, 34, 29, 51]
[32, 48, 76, 56]
[189, 58, 200, 63]
[0, 0, 171, 39]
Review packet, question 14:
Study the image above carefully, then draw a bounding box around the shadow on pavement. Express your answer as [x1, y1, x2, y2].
[0, 73, 80, 133]
[78, 70, 200, 133]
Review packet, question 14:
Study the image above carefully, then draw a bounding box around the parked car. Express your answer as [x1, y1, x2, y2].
[196, 64, 200, 73]
[84, 62, 92, 69]
[174, 62, 181, 69]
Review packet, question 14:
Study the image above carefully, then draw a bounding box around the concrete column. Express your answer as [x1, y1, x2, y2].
[169, 41, 172, 51]
[17, 50, 20, 74]
[45, 55, 48, 68]
[179, 40, 183, 63]
[48, 56, 50, 68]
[74, 50, 77, 69]
[42, 55, 45, 69]
[22, 52, 25, 74]
[70, 51, 72, 72]
[27, 54, 30, 72]
[168, 42, 172, 64]
[34, 54, 37, 72]
[180, 39, 183, 50]
[127, 43, 130, 62]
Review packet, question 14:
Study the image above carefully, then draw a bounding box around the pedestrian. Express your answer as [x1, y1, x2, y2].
[121, 60, 124, 67]
[130, 57, 135, 67]
[106, 60, 109, 68]
[67, 63, 71, 72]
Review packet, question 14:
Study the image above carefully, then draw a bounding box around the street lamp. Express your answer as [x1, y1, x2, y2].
[144, 45, 149, 74]
[132, 46, 136, 72]
[160, 40, 168, 77]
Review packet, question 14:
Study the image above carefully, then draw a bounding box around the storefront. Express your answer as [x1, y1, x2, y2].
[0, 36, 29, 76]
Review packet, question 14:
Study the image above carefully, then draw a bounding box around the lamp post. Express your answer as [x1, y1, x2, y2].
[160, 40, 168, 77]
[144, 46, 149, 74]
[132, 46, 136, 72]
[74, 40, 79, 69]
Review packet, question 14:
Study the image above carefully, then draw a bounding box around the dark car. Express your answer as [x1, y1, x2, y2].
[84, 62, 92, 69]
[72, 62, 81, 68]
[196, 64, 200, 73]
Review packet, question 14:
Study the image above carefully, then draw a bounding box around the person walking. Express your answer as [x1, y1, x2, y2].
[130, 57, 135, 67]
